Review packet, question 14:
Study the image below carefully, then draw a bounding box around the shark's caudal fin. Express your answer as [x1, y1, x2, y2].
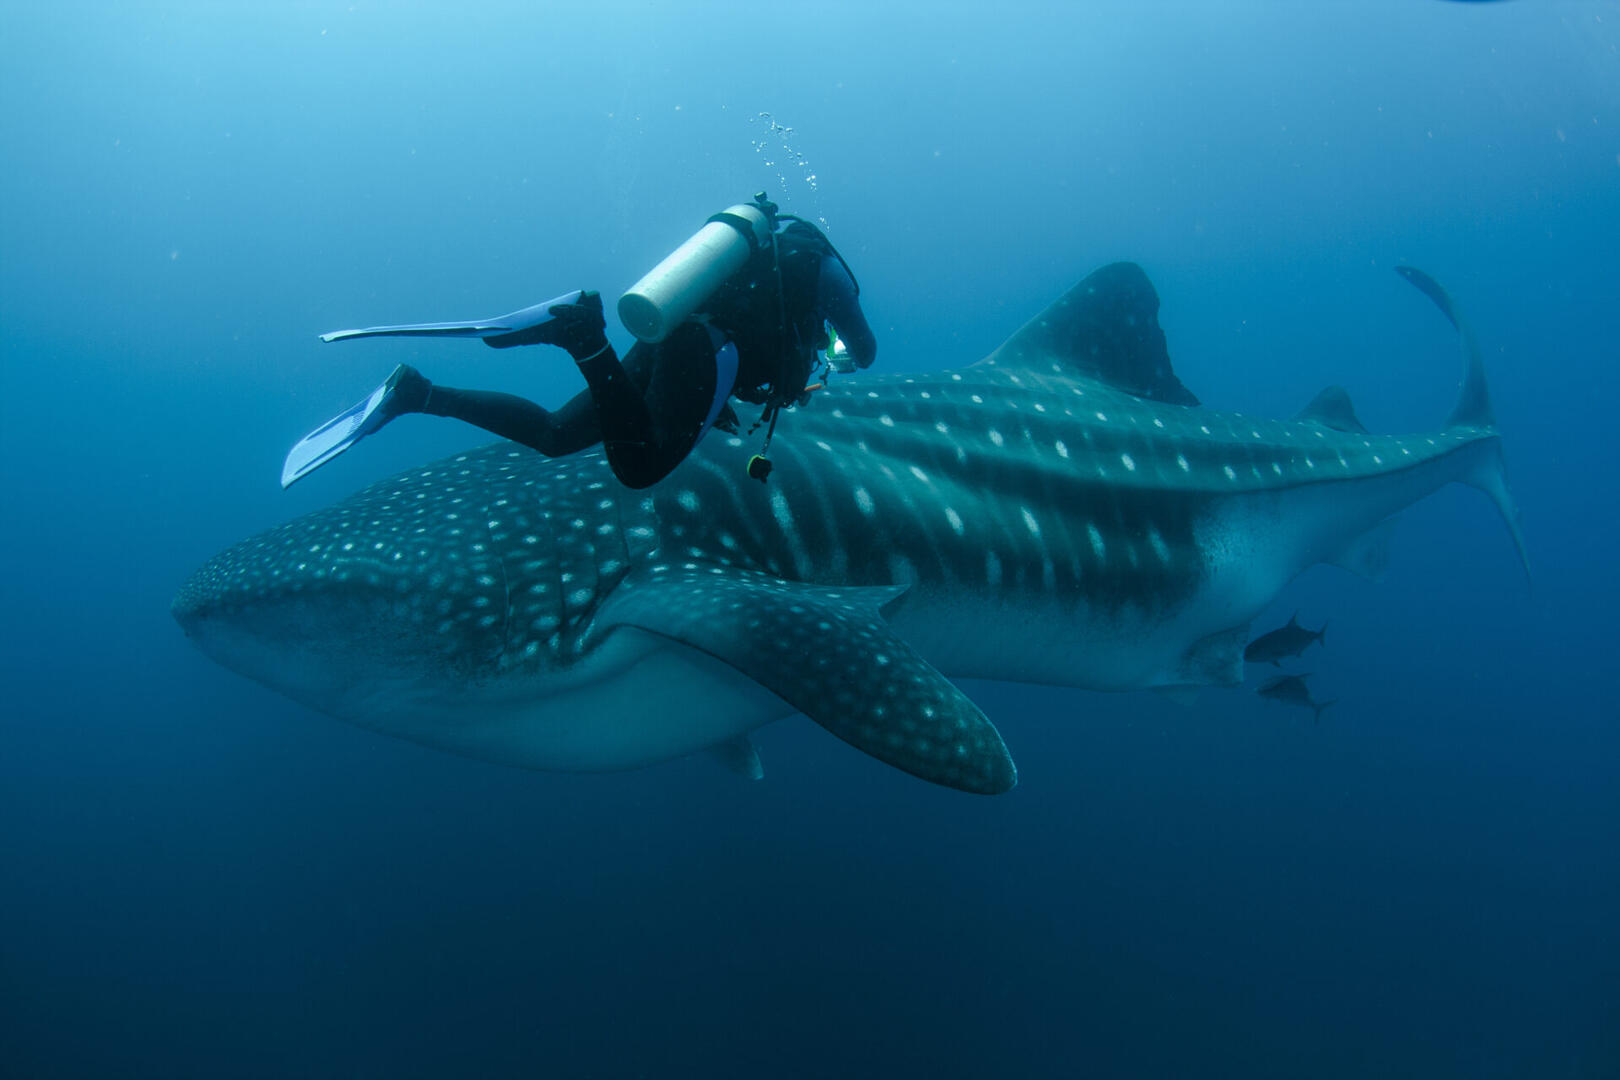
[601, 569, 1017, 795]
[981, 262, 1200, 405]
[1396, 266, 1529, 577]
[1394, 267, 1491, 429]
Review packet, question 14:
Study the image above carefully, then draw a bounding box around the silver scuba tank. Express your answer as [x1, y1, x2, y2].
[617, 203, 773, 344]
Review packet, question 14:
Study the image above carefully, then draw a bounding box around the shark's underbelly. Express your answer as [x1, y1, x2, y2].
[350, 628, 792, 771]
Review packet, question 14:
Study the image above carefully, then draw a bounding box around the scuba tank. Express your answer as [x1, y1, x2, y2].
[618, 201, 774, 343]
[619, 193, 857, 483]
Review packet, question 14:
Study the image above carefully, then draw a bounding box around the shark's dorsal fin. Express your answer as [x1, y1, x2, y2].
[1296, 385, 1368, 434]
[982, 261, 1199, 406]
[600, 569, 1017, 795]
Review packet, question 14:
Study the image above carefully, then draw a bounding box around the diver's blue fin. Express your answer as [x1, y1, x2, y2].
[319, 290, 583, 344]
[281, 364, 412, 488]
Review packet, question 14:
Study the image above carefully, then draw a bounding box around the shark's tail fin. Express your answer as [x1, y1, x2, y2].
[1396, 266, 1529, 578]
[1463, 440, 1530, 579]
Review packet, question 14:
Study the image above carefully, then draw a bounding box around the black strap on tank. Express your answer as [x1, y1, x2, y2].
[742, 215, 798, 483]
[706, 209, 768, 255]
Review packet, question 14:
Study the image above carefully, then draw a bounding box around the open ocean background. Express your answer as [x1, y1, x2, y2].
[2, 2, 1616, 1076]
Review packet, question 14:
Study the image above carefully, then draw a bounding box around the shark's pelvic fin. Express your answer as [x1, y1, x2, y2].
[981, 261, 1199, 406]
[710, 735, 764, 781]
[1329, 516, 1398, 582]
[601, 570, 1017, 795]
[1396, 265, 1529, 577]
[1178, 625, 1248, 687]
[1295, 385, 1368, 434]
[1154, 686, 1201, 709]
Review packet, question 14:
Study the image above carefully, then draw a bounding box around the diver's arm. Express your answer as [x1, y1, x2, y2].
[818, 256, 876, 369]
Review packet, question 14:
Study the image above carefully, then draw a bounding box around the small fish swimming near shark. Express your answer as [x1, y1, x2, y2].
[172, 261, 1525, 794]
[1257, 673, 1335, 723]
[1244, 612, 1327, 667]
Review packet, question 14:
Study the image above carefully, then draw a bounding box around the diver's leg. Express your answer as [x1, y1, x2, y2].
[281, 356, 603, 488]
[415, 332, 712, 485]
[418, 381, 601, 457]
[577, 324, 727, 489]
[381, 291, 611, 457]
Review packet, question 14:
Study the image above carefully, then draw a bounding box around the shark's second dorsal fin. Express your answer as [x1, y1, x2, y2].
[1296, 385, 1368, 434]
[982, 262, 1199, 406]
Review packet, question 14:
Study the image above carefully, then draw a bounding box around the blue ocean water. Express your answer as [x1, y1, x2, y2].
[2, 2, 1616, 1076]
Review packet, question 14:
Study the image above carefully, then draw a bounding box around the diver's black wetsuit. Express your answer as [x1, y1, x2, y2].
[400, 221, 876, 489]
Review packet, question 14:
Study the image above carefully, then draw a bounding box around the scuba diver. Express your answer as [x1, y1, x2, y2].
[282, 193, 876, 490]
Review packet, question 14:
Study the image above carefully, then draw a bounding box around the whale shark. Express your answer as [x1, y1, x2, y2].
[172, 262, 1524, 794]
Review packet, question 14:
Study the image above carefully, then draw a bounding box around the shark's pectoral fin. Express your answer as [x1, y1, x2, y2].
[601, 570, 1017, 794]
[709, 735, 765, 780]
[1329, 516, 1398, 581]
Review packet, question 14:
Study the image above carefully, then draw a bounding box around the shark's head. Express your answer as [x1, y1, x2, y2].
[172, 443, 1021, 792]
[172, 463, 522, 718]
